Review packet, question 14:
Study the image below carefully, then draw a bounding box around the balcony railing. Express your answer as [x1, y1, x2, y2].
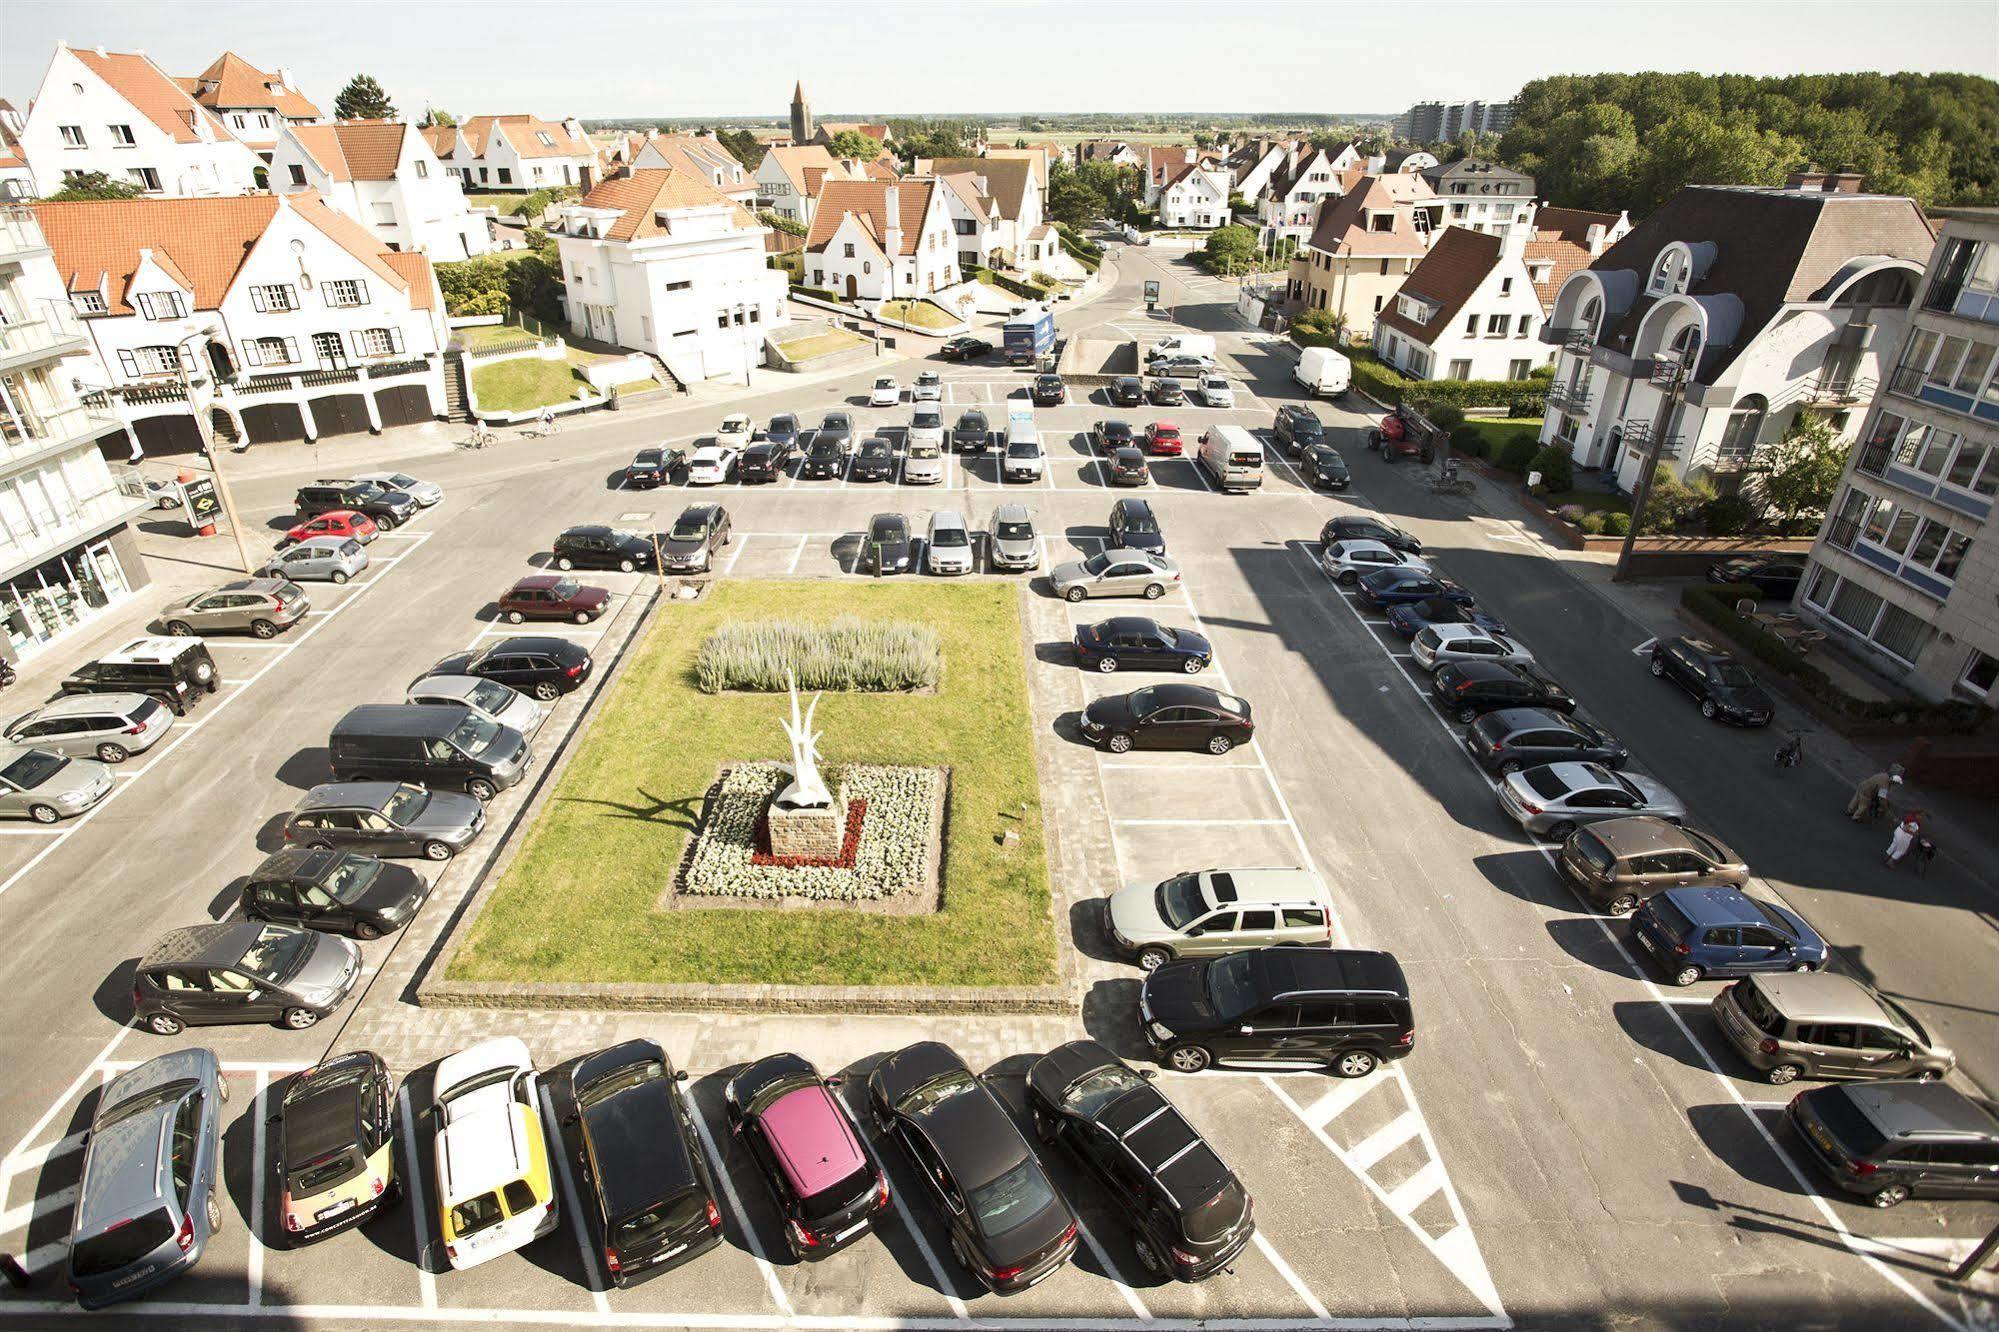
[1923, 276, 1965, 315]
[1825, 516, 1860, 550]
[1619, 421, 1683, 461]
[0, 400, 117, 456]
[1800, 372, 1873, 405]
[1546, 381, 1592, 413]
[1856, 437, 1892, 478]
[0, 302, 88, 363]
[0, 206, 52, 262]
[1888, 364, 1926, 398]
[1709, 446, 1759, 473]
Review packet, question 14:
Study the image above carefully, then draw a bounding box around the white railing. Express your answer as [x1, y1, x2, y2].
[0, 207, 51, 261]
[0, 301, 87, 362]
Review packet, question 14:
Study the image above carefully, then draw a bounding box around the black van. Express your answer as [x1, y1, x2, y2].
[327, 704, 529, 802]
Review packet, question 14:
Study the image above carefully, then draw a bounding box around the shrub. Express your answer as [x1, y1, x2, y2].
[680, 763, 941, 901]
[1703, 493, 1756, 536]
[695, 617, 941, 694]
[1557, 503, 1585, 524]
[1449, 425, 1488, 458]
[1642, 474, 1717, 532]
[1529, 442, 1575, 492]
[1496, 435, 1541, 475]
[791, 285, 843, 303]
[455, 289, 510, 317]
[1602, 511, 1632, 536]
[1427, 404, 1468, 434]
[1508, 395, 1547, 418]
[1579, 511, 1609, 535]
[510, 184, 579, 218]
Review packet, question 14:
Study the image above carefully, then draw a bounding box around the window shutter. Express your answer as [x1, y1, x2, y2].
[242, 339, 261, 367]
[389, 327, 404, 354]
[251, 286, 267, 313]
[283, 337, 299, 364]
[118, 350, 138, 377]
[135, 292, 155, 320]
[348, 331, 366, 356]
[355, 280, 370, 306]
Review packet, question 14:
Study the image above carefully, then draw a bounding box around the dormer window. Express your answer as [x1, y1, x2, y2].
[1579, 295, 1603, 339]
[1649, 244, 1692, 296]
[72, 291, 107, 315]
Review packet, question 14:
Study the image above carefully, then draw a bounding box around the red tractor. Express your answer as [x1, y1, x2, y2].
[1368, 404, 1437, 464]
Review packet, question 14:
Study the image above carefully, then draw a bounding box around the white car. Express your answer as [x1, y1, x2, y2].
[912, 371, 944, 402]
[353, 471, 443, 507]
[869, 377, 901, 407]
[1197, 377, 1235, 408]
[1003, 438, 1045, 483]
[685, 445, 738, 485]
[926, 510, 974, 574]
[1411, 622, 1536, 672]
[430, 1037, 558, 1270]
[908, 406, 945, 451]
[717, 413, 754, 444]
[1321, 539, 1429, 586]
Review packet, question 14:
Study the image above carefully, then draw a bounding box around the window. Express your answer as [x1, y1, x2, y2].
[663, 279, 691, 292]
[843, 243, 855, 259]
[1449, 359, 1472, 381]
[1464, 314, 1479, 336]
[1508, 359, 1532, 380]
[132, 291, 186, 321]
[1648, 246, 1690, 296]
[322, 279, 367, 308]
[1518, 316, 1533, 339]
[1898, 422, 1958, 477]
[1487, 314, 1510, 337]
[257, 114, 272, 129]
[249, 284, 297, 313]
[1499, 276, 1513, 296]
[59, 125, 85, 148]
[372, 202, 396, 226]
[1555, 414, 1580, 446]
[312, 331, 346, 366]
[72, 291, 107, 315]
[353, 328, 400, 358]
[118, 346, 182, 377]
[1961, 651, 1999, 697]
[245, 336, 298, 367]
[1871, 604, 1932, 663]
[537, 131, 555, 147]
[128, 167, 162, 192]
[1368, 213, 1392, 233]
[287, 163, 307, 187]
[108, 123, 136, 146]
[496, 168, 512, 185]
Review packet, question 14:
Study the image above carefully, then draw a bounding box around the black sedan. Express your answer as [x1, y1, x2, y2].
[240, 846, 428, 939]
[1431, 660, 1576, 724]
[1707, 555, 1804, 601]
[1032, 374, 1067, 406]
[1081, 684, 1253, 754]
[1108, 447, 1150, 486]
[1299, 445, 1349, 490]
[1025, 1040, 1254, 1283]
[1651, 636, 1775, 726]
[739, 439, 793, 483]
[952, 411, 991, 454]
[851, 437, 897, 482]
[1091, 420, 1136, 454]
[940, 335, 993, 361]
[818, 412, 855, 454]
[1108, 376, 1145, 407]
[426, 636, 593, 701]
[624, 447, 681, 489]
[1146, 378, 1186, 406]
[1355, 567, 1473, 611]
[1386, 596, 1507, 638]
[799, 433, 845, 479]
[1073, 617, 1211, 674]
[867, 1042, 1077, 1294]
[1321, 514, 1421, 555]
[864, 514, 913, 575]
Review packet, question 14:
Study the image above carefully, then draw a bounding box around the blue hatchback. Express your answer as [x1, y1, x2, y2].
[1630, 886, 1828, 987]
[1387, 595, 1505, 638]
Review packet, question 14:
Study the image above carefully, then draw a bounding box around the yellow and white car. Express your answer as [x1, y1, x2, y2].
[274, 1052, 400, 1246]
[431, 1036, 558, 1269]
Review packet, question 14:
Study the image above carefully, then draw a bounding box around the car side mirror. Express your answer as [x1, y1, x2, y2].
[673, 1070, 689, 1083]
[1239, 1026, 1253, 1035]
[562, 1111, 580, 1127]
[1184, 925, 1204, 938]
[825, 1074, 844, 1088]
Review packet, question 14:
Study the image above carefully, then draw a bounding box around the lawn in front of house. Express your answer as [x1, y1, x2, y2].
[777, 328, 872, 362]
[876, 299, 958, 330]
[1459, 417, 1545, 458]
[469, 355, 590, 412]
[456, 324, 547, 352]
[446, 580, 1058, 989]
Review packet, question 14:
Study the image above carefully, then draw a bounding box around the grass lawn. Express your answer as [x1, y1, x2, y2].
[877, 299, 958, 330]
[778, 328, 871, 362]
[468, 192, 534, 214]
[470, 356, 586, 412]
[1461, 417, 1545, 457]
[447, 581, 1058, 988]
[456, 324, 545, 352]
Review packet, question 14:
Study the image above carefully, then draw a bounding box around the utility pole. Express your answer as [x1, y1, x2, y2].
[1613, 351, 1687, 584]
[1954, 1222, 1999, 1283]
[177, 328, 255, 575]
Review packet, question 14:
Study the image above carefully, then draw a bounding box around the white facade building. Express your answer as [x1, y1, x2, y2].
[1372, 227, 1554, 381]
[755, 145, 855, 227]
[1256, 147, 1355, 248]
[803, 179, 959, 302]
[424, 115, 593, 193]
[1420, 160, 1538, 242]
[936, 173, 1001, 272]
[271, 121, 492, 259]
[181, 52, 322, 157]
[1158, 166, 1233, 230]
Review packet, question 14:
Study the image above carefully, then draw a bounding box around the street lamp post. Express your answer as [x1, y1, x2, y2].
[175, 326, 256, 575]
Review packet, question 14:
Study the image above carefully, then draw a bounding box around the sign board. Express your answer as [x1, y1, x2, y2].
[180, 476, 220, 526]
[1143, 280, 1161, 305]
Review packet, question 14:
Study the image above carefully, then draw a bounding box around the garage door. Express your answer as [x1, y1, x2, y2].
[108, 416, 202, 458]
[243, 402, 308, 446]
[309, 394, 373, 440]
[373, 385, 435, 429]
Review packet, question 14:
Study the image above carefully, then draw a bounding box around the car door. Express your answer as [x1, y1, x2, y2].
[1217, 1003, 1296, 1062]
[296, 882, 348, 931]
[13, 717, 81, 757]
[1233, 907, 1277, 949]
[1732, 925, 1794, 974]
[251, 881, 303, 926]
[356, 809, 414, 855]
[1697, 925, 1745, 972]
[186, 594, 232, 630]
[1101, 561, 1145, 596]
[1791, 1022, 1867, 1077]
[1852, 1024, 1921, 1078]
[1915, 1141, 1999, 1199]
[1279, 904, 1328, 947]
[475, 654, 524, 687]
[1182, 911, 1237, 959]
[160, 967, 227, 1025]
[1665, 644, 1703, 699]
[1283, 999, 1349, 1065]
[1124, 629, 1168, 668]
[207, 967, 280, 1023]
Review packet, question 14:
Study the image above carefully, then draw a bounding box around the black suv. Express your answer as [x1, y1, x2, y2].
[424, 636, 593, 701]
[1787, 1080, 1999, 1209]
[1320, 514, 1421, 555]
[1431, 660, 1576, 724]
[1273, 405, 1325, 456]
[1650, 636, 1774, 726]
[1141, 947, 1414, 1077]
[1108, 498, 1165, 555]
[1108, 377, 1145, 407]
[1091, 420, 1135, 454]
[1032, 374, 1067, 406]
[547, 1040, 722, 1286]
[1025, 1040, 1254, 1282]
[294, 481, 416, 529]
[59, 636, 218, 715]
[552, 525, 656, 573]
[739, 439, 793, 483]
[952, 410, 990, 454]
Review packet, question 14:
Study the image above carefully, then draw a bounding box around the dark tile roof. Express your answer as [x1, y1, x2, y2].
[1373, 227, 1502, 345]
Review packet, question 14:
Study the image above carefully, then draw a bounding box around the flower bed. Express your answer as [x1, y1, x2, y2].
[679, 763, 943, 902]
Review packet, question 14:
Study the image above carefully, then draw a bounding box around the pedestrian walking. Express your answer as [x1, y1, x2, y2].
[1846, 768, 1902, 821]
[1885, 814, 1922, 867]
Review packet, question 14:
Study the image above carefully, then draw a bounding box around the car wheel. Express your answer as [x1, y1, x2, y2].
[145, 1012, 184, 1036]
[251, 619, 279, 639]
[1180, 656, 1206, 675]
[532, 681, 561, 702]
[557, 556, 575, 571]
[507, 609, 525, 624]
[166, 620, 195, 637]
[192, 661, 216, 685]
[1499, 760, 1523, 776]
[383, 1176, 405, 1206]
[619, 559, 635, 573]
[422, 840, 454, 863]
[1136, 946, 1172, 972]
[1869, 1183, 1911, 1209]
[1133, 1236, 1166, 1277]
[1207, 735, 1234, 755]
[281, 1007, 321, 1031]
[1337, 569, 1358, 586]
[1457, 706, 1480, 724]
[467, 779, 496, 803]
[1166, 1045, 1211, 1074]
[1334, 1049, 1378, 1079]
[1105, 733, 1133, 754]
[27, 803, 59, 824]
[1765, 1062, 1803, 1086]
[375, 515, 396, 531]
[574, 610, 595, 625]
[96, 742, 130, 764]
[1144, 583, 1164, 600]
[1065, 585, 1086, 603]
[1672, 964, 1704, 987]
[949, 1233, 974, 1277]
[1609, 893, 1640, 915]
[1700, 699, 1718, 720]
[1545, 820, 1576, 842]
[1649, 657, 1665, 677]
[206, 1192, 222, 1234]
[355, 921, 383, 941]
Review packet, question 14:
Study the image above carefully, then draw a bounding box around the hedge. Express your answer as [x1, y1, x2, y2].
[510, 184, 579, 218]
[1679, 585, 1990, 731]
[695, 617, 940, 694]
[975, 267, 1044, 301]
[790, 285, 844, 304]
[1054, 222, 1102, 260]
[1326, 347, 1550, 414]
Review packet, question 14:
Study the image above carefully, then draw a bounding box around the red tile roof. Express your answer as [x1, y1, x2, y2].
[287, 121, 407, 182]
[1371, 227, 1502, 346]
[185, 51, 320, 120]
[455, 115, 589, 160]
[571, 168, 756, 242]
[804, 179, 938, 256]
[73, 48, 233, 145]
[1304, 174, 1438, 257]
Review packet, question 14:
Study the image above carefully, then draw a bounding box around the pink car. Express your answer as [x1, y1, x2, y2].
[724, 1053, 889, 1259]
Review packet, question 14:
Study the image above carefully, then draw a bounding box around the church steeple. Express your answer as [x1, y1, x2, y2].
[790, 80, 813, 146]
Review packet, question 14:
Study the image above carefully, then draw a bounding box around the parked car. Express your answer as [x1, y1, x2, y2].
[686, 443, 738, 486]
[1713, 972, 1954, 1086]
[909, 405, 946, 453]
[940, 335, 992, 361]
[1464, 707, 1627, 776]
[1708, 555, 1805, 601]
[1003, 436, 1045, 482]
[1025, 1041, 1255, 1281]
[429, 1037, 558, 1270]
[406, 674, 545, 738]
[1073, 616, 1211, 675]
[864, 513, 913, 575]
[499, 574, 609, 624]
[739, 438, 793, 483]
[295, 480, 416, 529]
[1411, 623, 1534, 671]
[1147, 378, 1186, 406]
[1299, 445, 1349, 490]
[908, 437, 945, 484]
[927, 511, 974, 575]
[262, 536, 367, 585]
[241, 845, 429, 939]
[988, 504, 1039, 572]
[952, 409, 991, 454]
[328, 703, 529, 802]
[1556, 816, 1746, 914]
[553, 526, 656, 573]
[1386, 597, 1505, 639]
[1786, 1081, 1999, 1208]
[911, 370, 944, 402]
[284, 781, 485, 862]
[547, 1039, 720, 1284]
[1322, 539, 1427, 586]
[1651, 636, 1775, 726]
[1050, 549, 1180, 602]
[1081, 683, 1253, 755]
[1108, 498, 1166, 555]
[851, 437, 897, 482]
[1109, 376, 1145, 407]
[1631, 886, 1828, 987]
[1142, 421, 1184, 455]
[1140, 947, 1413, 1076]
[1105, 866, 1331, 970]
[59, 637, 218, 716]
[1197, 376, 1235, 408]
[0, 744, 113, 822]
[64, 1049, 223, 1309]
[624, 447, 679, 489]
[5, 692, 171, 764]
[867, 1042, 1078, 1293]
[766, 413, 801, 449]
[133, 921, 361, 1035]
[659, 504, 732, 573]
[819, 411, 856, 454]
[1272, 405, 1324, 456]
[1356, 567, 1471, 611]
[1431, 660, 1575, 722]
[869, 376, 901, 407]
[1321, 514, 1422, 555]
[425, 636, 593, 701]
[281, 509, 377, 547]
[1152, 356, 1213, 380]
[717, 413, 754, 446]
[271, 1052, 401, 1246]
[1496, 761, 1686, 839]
[353, 471, 443, 508]
[1092, 420, 1136, 454]
[800, 433, 845, 479]
[1033, 374, 1068, 406]
[160, 578, 309, 639]
[1107, 447, 1150, 485]
[724, 1052, 889, 1260]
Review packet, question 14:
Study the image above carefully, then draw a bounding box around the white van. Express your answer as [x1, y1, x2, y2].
[1294, 346, 1352, 399]
[1146, 334, 1216, 363]
[1198, 424, 1264, 493]
[1003, 409, 1044, 482]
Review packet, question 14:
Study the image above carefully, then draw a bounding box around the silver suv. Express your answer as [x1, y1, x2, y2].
[1106, 868, 1334, 970]
[4, 692, 172, 763]
[160, 578, 309, 639]
[988, 504, 1039, 571]
[1712, 971, 1955, 1086]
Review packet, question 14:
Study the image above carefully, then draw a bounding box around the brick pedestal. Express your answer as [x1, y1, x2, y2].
[768, 800, 846, 861]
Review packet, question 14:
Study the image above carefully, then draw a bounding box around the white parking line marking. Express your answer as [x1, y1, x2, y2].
[1385, 1158, 1447, 1215]
[721, 534, 751, 577]
[394, 1082, 438, 1309]
[247, 1069, 269, 1307]
[1073, 1218, 1149, 1320]
[786, 534, 810, 575]
[1299, 1074, 1383, 1131]
[0, 1183, 75, 1236]
[687, 1111, 794, 1318]
[1347, 1110, 1422, 1172]
[3, 1023, 133, 1166]
[1251, 1229, 1330, 1321]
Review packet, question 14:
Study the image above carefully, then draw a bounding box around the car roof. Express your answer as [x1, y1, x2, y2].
[580, 1071, 699, 1218]
[480, 636, 589, 660]
[561, 524, 613, 539]
[140, 921, 266, 970]
[1483, 707, 1574, 733]
[993, 503, 1032, 522]
[251, 844, 349, 882]
[215, 578, 288, 595]
[870, 513, 908, 533]
[1250, 947, 1408, 999]
[676, 504, 722, 522]
[930, 510, 967, 529]
[291, 536, 354, 551]
[1583, 815, 1695, 856]
[334, 703, 469, 739]
[284, 1057, 376, 1166]
[21, 692, 155, 719]
[1831, 1081, 1999, 1140]
[1114, 498, 1154, 517]
[97, 636, 206, 666]
[1658, 885, 1762, 927]
[299, 781, 406, 811]
[1145, 682, 1243, 713]
[761, 1084, 867, 1197]
[510, 575, 564, 592]
[1751, 971, 1898, 1024]
[1429, 623, 1494, 643]
[1540, 761, 1616, 791]
[1671, 636, 1730, 661]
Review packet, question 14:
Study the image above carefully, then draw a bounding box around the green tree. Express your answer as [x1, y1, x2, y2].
[1201, 225, 1259, 275]
[1046, 165, 1108, 228]
[333, 74, 396, 122]
[1760, 418, 1848, 530]
[827, 130, 882, 160]
[714, 128, 764, 170]
[1194, 131, 1215, 150]
[420, 107, 457, 129]
[44, 172, 141, 201]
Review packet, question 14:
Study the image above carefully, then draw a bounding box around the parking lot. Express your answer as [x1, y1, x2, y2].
[0, 247, 1995, 1329]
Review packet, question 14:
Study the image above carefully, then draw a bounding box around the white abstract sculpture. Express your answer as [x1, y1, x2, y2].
[775, 668, 833, 809]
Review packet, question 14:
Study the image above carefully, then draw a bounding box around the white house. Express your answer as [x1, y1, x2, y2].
[179, 51, 321, 157]
[1158, 165, 1233, 230]
[271, 121, 492, 260]
[918, 157, 1042, 267]
[756, 144, 857, 227]
[1420, 160, 1538, 242]
[936, 172, 1001, 271]
[804, 178, 958, 302]
[1255, 147, 1357, 247]
[629, 133, 757, 208]
[1142, 146, 1202, 207]
[1536, 176, 1936, 493]
[36, 191, 449, 450]
[553, 169, 786, 385]
[1371, 227, 1555, 382]
[19, 43, 262, 197]
[423, 114, 593, 193]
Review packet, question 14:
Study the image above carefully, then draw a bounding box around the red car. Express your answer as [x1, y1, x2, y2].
[725, 1053, 890, 1260]
[1143, 422, 1184, 456]
[282, 509, 378, 547]
[1368, 409, 1433, 463]
[498, 574, 610, 625]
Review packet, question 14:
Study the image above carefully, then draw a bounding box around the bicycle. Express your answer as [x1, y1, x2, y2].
[460, 425, 495, 450]
[1773, 730, 1803, 769]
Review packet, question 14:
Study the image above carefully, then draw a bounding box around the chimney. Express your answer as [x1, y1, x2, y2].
[278, 66, 297, 91]
[882, 184, 902, 254]
[1286, 142, 1300, 174]
[1786, 166, 1828, 193]
[1585, 221, 1606, 255]
[1825, 171, 1866, 195]
[1500, 224, 1528, 262]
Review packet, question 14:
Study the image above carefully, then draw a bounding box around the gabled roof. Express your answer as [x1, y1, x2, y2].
[1305, 174, 1437, 257]
[632, 134, 752, 193]
[981, 146, 1051, 189]
[420, 124, 457, 157]
[1421, 158, 1536, 194]
[816, 121, 890, 143]
[1162, 163, 1226, 197]
[382, 250, 439, 310]
[804, 178, 940, 256]
[72, 48, 235, 146]
[938, 172, 997, 220]
[921, 157, 1032, 221]
[184, 51, 320, 119]
[455, 115, 590, 160]
[1145, 144, 1199, 183]
[762, 143, 846, 194]
[287, 121, 408, 182]
[1372, 227, 1504, 346]
[569, 168, 757, 243]
[1524, 207, 1626, 309]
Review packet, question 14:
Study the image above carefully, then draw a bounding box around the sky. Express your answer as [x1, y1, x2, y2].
[3, 0, 1994, 122]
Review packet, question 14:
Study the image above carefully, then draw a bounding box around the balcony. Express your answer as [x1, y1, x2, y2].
[1538, 323, 1578, 347]
[1709, 445, 1759, 473]
[0, 207, 52, 263]
[1798, 372, 1873, 406]
[0, 302, 89, 370]
[1825, 515, 1860, 550]
[1619, 421, 1682, 460]
[1546, 380, 1592, 414]
[1922, 275, 1999, 326]
[0, 400, 118, 465]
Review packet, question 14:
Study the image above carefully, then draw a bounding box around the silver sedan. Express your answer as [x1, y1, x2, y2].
[0, 745, 113, 823]
[1050, 550, 1181, 603]
[1496, 761, 1686, 839]
[260, 536, 368, 584]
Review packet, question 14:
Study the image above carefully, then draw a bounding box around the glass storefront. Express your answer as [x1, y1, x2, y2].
[1, 537, 132, 661]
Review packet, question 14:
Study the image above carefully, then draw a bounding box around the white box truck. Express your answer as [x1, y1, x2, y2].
[1294, 346, 1352, 399]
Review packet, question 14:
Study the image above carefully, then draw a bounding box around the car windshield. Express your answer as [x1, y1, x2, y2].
[669, 515, 710, 541]
[285, 1061, 367, 1107]
[933, 526, 968, 547]
[958, 416, 986, 431]
[861, 441, 891, 458]
[1, 749, 68, 789]
[70, 1208, 176, 1278]
[580, 1056, 663, 1108]
[968, 1157, 1055, 1236]
[1204, 952, 1259, 1022]
[385, 474, 418, 488]
[894, 1068, 977, 1116]
[1129, 686, 1158, 718]
[996, 521, 1033, 541]
[322, 855, 382, 903]
[871, 522, 906, 543]
[1007, 442, 1038, 458]
[547, 578, 581, 600]
[289, 1148, 362, 1198]
[875, 379, 895, 390]
[1156, 873, 1208, 929]
[100, 1079, 199, 1130]
[773, 416, 797, 433]
[633, 451, 662, 467]
[464, 680, 515, 714]
[810, 439, 840, 457]
[381, 783, 431, 826]
[1060, 1062, 1147, 1117]
[238, 925, 311, 983]
[448, 713, 505, 758]
[909, 443, 939, 459]
[1880, 995, 1934, 1048]
[1713, 661, 1759, 688]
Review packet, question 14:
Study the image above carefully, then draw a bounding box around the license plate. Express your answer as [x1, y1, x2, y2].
[1807, 1121, 1834, 1153]
[316, 1198, 357, 1221]
[1022, 1261, 1059, 1289]
[1640, 930, 1665, 957]
[832, 1218, 868, 1243]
